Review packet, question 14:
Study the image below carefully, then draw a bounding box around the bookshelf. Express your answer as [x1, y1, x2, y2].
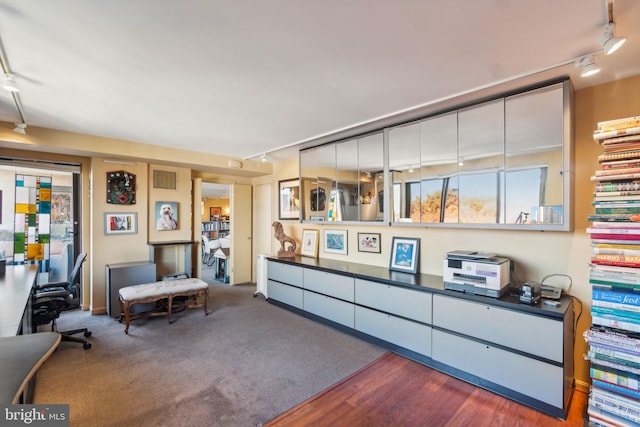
[586, 115, 640, 426]
[201, 220, 230, 239]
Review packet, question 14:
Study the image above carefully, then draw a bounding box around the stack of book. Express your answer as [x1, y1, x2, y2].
[587, 115, 640, 426]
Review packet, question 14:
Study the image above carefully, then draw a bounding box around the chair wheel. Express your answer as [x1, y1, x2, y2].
[83, 342, 92, 350]
[84, 331, 92, 337]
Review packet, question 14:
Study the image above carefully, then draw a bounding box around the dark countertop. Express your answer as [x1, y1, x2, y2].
[268, 255, 572, 320]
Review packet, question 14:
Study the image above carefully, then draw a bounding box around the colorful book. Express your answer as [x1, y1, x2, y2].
[598, 116, 640, 132]
[592, 172, 640, 182]
[586, 326, 640, 352]
[590, 388, 640, 424]
[599, 150, 640, 162]
[591, 365, 640, 391]
[589, 349, 640, 370]
[593, 247, 640, 256]
[592, 316, 640, 333]
[595, 181, 640, 192]
[590, 234, 640, 242]
[591, 280, 640, 293]
[588, 227, 640, 235]
[601, 160, 640, 170]
[593, 254, 640, 265]
[595, 194, 640, 202]
[591, 259, 640, 268]
[588, 403, 640, 427]
[596, 167, 640, 177]
[592, 306, 640, 323]
[593, 289, 640, 306]
[589, 215, 640, 222]
[592, 378, 640, 400]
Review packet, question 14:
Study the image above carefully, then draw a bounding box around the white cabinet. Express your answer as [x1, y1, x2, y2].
[355, 278, 431, 324]
[268, 261, 303, 287]
[432, 330, 563, 408]
[355, 306, 431, 356]
[267, 279, 303, 309]
[304, 269, 354, 302]
[304, 291, 354, 327]
[433, 294, 563, 362]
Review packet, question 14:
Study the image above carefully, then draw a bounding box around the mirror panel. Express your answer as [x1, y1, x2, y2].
[389, 123, 421, 222]
[358, 132, 384, 221]
[300, 144, 335, 221]
[419, 111, 459, 223]
[457, 98, 505, 224]
[335, 139, 359, 221]
[505, 84, 565, 226]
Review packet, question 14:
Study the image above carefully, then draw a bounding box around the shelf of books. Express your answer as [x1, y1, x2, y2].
[586, 115, 640, 426]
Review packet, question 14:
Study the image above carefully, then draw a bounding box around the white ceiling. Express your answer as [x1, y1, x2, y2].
[0, 1, 639, 165]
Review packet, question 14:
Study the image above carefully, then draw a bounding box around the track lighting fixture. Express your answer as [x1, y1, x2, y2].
[575, 55, 600, 77]
[598, 23, 626, 55]
[260, 153, 268, 163]
[3, 73, 19, 92]
[13, 122, 26, 134]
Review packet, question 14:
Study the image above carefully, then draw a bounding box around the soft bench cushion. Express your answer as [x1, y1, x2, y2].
[119, 278, 208, 301]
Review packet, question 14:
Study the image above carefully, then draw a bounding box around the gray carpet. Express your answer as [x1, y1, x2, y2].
[33, 279, 386, 427]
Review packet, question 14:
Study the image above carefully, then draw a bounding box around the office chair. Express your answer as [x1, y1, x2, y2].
[32, 252, 92, 350]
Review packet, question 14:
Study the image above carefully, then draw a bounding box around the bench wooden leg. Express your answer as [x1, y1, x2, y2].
[168, 294, 173, 324]
[124, 301, 131, 334]
[203, 289, 210, 316]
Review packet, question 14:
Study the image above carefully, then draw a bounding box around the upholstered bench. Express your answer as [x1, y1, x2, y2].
[118, 278, 209, 334]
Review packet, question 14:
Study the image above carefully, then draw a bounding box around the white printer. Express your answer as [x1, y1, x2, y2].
[443, 250, 510, 298]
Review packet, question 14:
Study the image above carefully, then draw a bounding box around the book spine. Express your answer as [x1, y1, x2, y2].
[595, 208, 640, 215]
[589, 396, 640, 425]
[587, 330, 640, 353]
[595, 182, 640, 192]
[591, 357, 640, 376]
[591, 281, 640, 293]
[593, 289, 640, 305]
[593, 254, 640, 265]
[591, 366, 640, 390]
[596, 168, 640, 177]
[591, 259, 640, 268]
[592, 378, 640, 400]
[590, 234, 640, 242]
[592, 306, 640, 323]
[593, 248, 640, 256]
[592, 316, 640, 333]
[601, 161, 640, 170]
[588, 228, 640, 235]
[592, 172, 640, 182]
[588, 403, 640, 427]
[598, 116, 640, 131]
[599, 151, 640, 162]
[589, 350, 640, 370]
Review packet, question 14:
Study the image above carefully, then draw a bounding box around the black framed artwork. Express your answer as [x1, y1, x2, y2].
[107, 170, 136, 204]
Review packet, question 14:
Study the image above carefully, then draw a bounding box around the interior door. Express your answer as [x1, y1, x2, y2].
[230, 184, 252, 284]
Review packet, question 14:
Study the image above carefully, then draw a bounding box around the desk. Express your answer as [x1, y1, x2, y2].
[0, 265, 39, 337]
[0, 332, 61, 403]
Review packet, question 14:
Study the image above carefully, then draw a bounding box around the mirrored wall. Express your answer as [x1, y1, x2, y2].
[300, 79, 573, 230]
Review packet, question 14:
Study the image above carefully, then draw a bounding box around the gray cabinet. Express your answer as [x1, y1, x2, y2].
[355, 306, 431, 356]
[304, 269, 354, 302]
[304, 291, 354, 327]
[105, 261, 156, 317]
[355, 278, 431, 324]
[267, 279, 303, 309]
[432, 329, 563, 408]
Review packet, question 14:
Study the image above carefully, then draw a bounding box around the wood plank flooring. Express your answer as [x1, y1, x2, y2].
[265, 352, 587, 427]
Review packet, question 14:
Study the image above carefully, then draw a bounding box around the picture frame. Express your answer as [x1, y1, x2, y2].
[389, 237, 420, 274]
[156, 201, 178, 231]
[210, 206, 221, 221]
[278, 178, 300, 220]
[323, 229, 347, 255]
[104, 212, 137, 235]
[300, 229, 319, 258]
[358, 232, 381, 253]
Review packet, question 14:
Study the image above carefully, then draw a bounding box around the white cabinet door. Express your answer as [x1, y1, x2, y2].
[432, 329, 563, 408]
[433, 294, 562, 362]
[355, 279, 431, 324]
[267, 280, 303, 309]
[304, 269, 354, 302]
[355, 306, 431, 356]
[267, 261, 303, 287]
[304, 291, 354, 328]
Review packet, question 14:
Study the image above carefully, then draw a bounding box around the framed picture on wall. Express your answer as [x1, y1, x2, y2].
[210, 206, 221, 221]
[278, 178, 300, 220]
[104, 212, 137, 235]
[358, 232, 381, 253]
[156, 201, 178, 231]
[323, 229, 347, 255]
[301, 229, 319, 258]
[389, 237, 420, 274]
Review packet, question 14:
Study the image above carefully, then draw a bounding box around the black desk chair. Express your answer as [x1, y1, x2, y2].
[32, 252, 92, 350]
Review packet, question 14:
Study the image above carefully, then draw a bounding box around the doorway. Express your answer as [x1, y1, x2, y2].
[201, 183, 231, 283]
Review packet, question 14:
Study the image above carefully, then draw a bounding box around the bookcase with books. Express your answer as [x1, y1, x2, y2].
[587, 115, 640, 426]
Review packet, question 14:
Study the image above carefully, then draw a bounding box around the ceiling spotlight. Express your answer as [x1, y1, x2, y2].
[3, 73, 19, 92]
[13, 122, 26, 134]
[575, 55, 600, 77]
[598, 23, 625, 55]
[260, 153, 267, 163]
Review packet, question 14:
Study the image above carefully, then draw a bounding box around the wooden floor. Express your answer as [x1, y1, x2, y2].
[265, 352, 588, 427]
